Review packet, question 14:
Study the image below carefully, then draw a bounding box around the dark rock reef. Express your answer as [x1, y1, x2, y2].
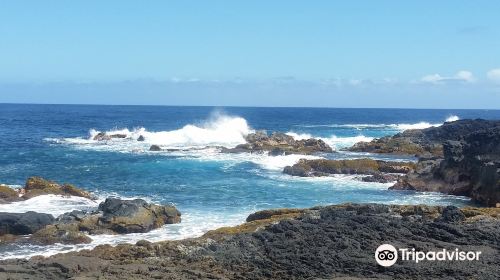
[348, 119, 500, 157]
[392, 126, 500, 207]
[284, 158, 415, 182]
[27, 198, 181, 245]
[93, 132, 127, 141]
[222, 131, 333, 155]
[0, 194, 181, 245]
[1, 203, 499, 279]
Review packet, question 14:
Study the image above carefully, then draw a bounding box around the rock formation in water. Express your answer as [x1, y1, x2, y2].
[0, 180, 182, 245]
[0, 177, 94, 204]
[391, 126, 500, 207]
[348, 119, 500, 157]
[283, 158, 415, 182]
[222, 131, 333, 155]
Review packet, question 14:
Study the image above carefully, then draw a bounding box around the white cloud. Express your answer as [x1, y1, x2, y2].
[421, 70, 475, 84]
[487, 68, 500, 83]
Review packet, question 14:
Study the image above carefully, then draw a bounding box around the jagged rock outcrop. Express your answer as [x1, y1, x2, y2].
[222, 131, 333, 155]
[34, 198, 181, 244]
[1, 198, 181, 245]
[349, 119, 500, 156]
[0, 184, 21, 203]
[22, 177, 94, 200]
[1, 203, 499, 279]
[283, 158, 414, 181]
[391, 126, 500, 207]
[0, 177, 94, 204]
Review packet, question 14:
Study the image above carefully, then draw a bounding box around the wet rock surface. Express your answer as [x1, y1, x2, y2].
[96, 197, 181, 234]
[0, 203, 499, 279]
[0, 212, 55, 235]
[283, 158, 415, 180]
[0, 197, 181, 246]
[391, 126, 500, 206]
[222, 131, 333, 155]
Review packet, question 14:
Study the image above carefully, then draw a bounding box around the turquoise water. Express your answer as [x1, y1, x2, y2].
[1, 104, 499, 259]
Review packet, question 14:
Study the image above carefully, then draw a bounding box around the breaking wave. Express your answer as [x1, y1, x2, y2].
[286, 132, 373, 150]
[295, 115, 460, 131]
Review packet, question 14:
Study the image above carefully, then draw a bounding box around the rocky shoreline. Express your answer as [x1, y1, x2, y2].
[1, 119, 499, 279]
[0, 203, 499, 279]
[1, 178, 181, 246]
[283, 119, 500, 206]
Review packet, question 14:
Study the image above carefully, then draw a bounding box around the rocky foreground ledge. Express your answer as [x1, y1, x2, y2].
[1, 203, 499, 279]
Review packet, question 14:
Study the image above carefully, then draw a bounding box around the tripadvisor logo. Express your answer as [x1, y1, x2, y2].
[375, 244, 482, 267]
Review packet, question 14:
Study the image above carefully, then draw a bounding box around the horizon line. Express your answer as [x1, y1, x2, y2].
[0, 102, 498, 111]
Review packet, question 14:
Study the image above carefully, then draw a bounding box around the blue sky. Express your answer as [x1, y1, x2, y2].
[0, 1, 500, 108]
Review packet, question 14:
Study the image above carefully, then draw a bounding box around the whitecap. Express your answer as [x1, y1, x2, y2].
[0, 194, 100, 217]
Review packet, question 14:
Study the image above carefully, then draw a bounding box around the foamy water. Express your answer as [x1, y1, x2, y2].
[1, 109, 474, 260]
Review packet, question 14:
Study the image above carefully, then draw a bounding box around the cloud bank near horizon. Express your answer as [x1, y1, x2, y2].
[1, 71, 500, 109]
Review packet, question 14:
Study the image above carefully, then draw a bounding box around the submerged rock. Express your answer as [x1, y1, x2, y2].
[0, 211, 55, 235]
[93, 132, 112, 141]
[149, 144, 162, 151]
[284, 158, 415, 178]
[222, 131, 333, 155]
[361, 173, 399, 183]
[93, 132, 127, 141]
[137, 135, 145, 141]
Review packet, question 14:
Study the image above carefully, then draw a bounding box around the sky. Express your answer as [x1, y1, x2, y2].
[0, 1, 500, 108]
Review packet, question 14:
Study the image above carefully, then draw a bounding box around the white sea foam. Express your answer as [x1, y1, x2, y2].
[51, 114, 252, 151]
[286, 132, 373, 150]
[172, 147, 322, 171]
[0, 194, 100, 217]
[295, 115, 460, 131]
[445, 115, 460, 122]
[0, 209, 249, 260]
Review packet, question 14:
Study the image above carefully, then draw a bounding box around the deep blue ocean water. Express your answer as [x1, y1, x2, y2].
[1, 104, 500, 259]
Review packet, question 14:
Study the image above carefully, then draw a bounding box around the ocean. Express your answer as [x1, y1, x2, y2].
[1, 104, 500, 259]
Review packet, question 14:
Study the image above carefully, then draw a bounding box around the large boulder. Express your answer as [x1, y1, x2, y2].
[96, 198, 181, 234]
[149, 145, 162, 151]
[0, 212, 55, 235]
